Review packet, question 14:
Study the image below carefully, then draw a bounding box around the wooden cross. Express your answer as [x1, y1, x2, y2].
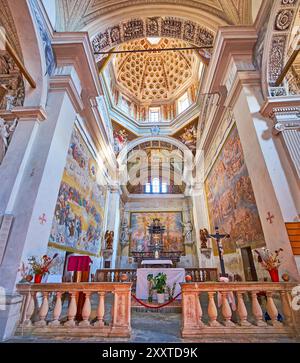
[39, 213, 47, 225]
[266, 212, 274, 224]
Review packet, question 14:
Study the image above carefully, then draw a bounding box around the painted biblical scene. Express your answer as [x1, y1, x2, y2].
[49, 127, 107, 255]
[205, 125, 265, 254]
[130, 212, 183, 253]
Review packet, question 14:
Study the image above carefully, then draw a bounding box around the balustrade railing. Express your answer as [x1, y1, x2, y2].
[16, 282, 131, 337]
[181, 282, 299, 338]
[95, 269, 137, 291]
[185, 268, 218, 282]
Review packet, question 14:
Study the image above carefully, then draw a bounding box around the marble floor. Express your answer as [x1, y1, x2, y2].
[6, 311, 300, 343]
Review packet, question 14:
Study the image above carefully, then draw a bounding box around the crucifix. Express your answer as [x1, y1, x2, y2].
[207, 226, 230, 277]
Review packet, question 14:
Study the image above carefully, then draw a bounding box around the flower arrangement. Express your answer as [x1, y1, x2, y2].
[18, 262, 33, 283]
[28, 254, 58, 275]
[166, 282, 176, 301]
[254, 248, 283, 270]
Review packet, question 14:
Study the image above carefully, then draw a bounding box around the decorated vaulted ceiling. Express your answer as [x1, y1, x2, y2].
[113, 38, 200, 104]
[56, 0, 253, 31]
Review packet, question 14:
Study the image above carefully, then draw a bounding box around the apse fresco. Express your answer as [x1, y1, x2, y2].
[49, 127, 107, 255]
[205, 125, 265, 254]
[130, 212, 184, 253]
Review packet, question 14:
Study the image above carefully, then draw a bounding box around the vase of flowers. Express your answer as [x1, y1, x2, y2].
[254, 248, 283, 282]
[28, 254, 58, 283]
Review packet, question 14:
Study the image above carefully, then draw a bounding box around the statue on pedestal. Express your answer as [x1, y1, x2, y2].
[181, 221, 193, 245]
[199, 228, 209, 248]
[104, 230, 114, 250]
[120, 220, 130, 246]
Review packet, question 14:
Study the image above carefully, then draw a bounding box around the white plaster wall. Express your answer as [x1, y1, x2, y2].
[41, 0, 57, 29]
[252, 0, 263, 23]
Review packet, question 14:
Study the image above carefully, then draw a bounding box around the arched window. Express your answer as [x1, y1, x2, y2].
[144, 179, 168, 194]
[152, 177, 160, 193]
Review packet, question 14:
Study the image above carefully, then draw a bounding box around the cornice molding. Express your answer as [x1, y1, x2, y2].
[260, 95, 300, 119]
[49, 75, 84, 112]
[202, 25, 258, 94]
[0, 106, 47, 122]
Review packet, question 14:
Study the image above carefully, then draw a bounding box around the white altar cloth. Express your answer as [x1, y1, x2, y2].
[141, 259, 173, 266]
[136, 268, 185, 300]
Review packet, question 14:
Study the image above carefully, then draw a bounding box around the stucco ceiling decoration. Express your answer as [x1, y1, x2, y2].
[91, 16, 215, 59]
[113, 37, 200, 103]
[57, 0, 252, 32]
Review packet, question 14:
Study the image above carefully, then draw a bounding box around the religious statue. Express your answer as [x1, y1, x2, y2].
[0, 117, 17, 164]
[120, 220, 130, 246]
[199, 228, 209, 248]
[147, 218, 165, 258]
[104, 230, 114, 250]
[181, 221, 193, 245]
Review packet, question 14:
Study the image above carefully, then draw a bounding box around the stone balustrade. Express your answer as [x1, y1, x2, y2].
[185, 268, 218, 282]
[16, 282, 131, 337]
[181, 282, 300, 338]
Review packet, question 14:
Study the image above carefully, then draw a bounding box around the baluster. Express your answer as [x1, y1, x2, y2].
[94, 292, 106, 327]
[221, 292, 235, 326]
[64, 292, 77, 327]
[34, 292, 49, 327]
[24, 292, 35, 327]
[251, 291, 267, 326]
[207, 291, 221, 326]
[197, 293, 205, 327]
[237, 292, 251, 326]
[79, 292, 91, 327]
[280, 290, 292, 326]
[266, 292, 281, 327]
[49, 292, 62, 327]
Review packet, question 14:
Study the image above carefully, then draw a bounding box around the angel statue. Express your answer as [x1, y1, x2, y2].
[0, 117, 17, 164]
[181, 221, 193, 245]
[120, 220, 130, 246]
[199, 228, 209, 248]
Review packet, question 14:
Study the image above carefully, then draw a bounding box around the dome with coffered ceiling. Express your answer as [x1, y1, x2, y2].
[112, 37, 201, 104]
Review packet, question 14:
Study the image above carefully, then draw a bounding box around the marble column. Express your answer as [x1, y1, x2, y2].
[230, 73, 299, 281]
[190, 183, 215, 268]
[104, 186, 121, 269]
[0, 66, 80, 340]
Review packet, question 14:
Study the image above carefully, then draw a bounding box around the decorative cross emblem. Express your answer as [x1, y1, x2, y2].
[266, 212, 274, 224]
[39, 213, 47, 225]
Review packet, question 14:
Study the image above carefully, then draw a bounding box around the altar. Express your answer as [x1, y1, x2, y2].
[136, 268, 185, 300]
[141, 259, 173, 268]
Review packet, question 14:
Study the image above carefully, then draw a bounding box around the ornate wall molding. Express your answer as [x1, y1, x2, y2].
[261, 97, 300, 177]
[91, 16, 214, 57]
[265, 0, 300, 97]
[57, 0, 252, 32]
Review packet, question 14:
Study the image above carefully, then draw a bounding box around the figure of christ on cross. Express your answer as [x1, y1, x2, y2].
[206, 226, 230, 277]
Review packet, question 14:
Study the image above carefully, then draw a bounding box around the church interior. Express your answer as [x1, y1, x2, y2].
[0, 0, 300, 343]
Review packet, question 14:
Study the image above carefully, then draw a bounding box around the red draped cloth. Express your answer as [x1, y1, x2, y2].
[66, 256, 92, 321]
[67, 256, 92, 272]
